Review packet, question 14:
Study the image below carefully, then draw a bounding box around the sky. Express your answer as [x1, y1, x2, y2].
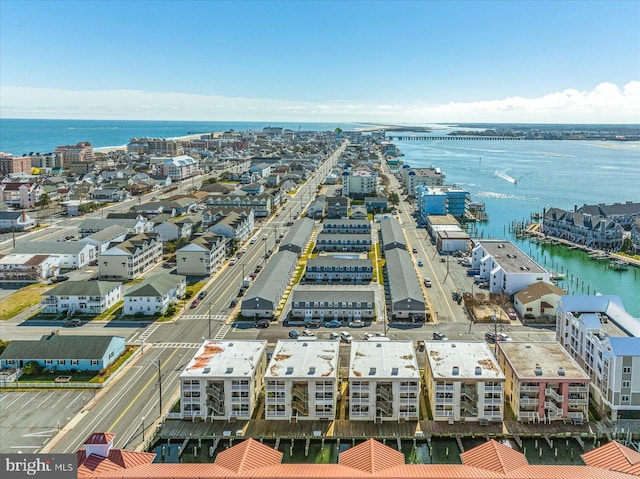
[1, 0, 639, 123]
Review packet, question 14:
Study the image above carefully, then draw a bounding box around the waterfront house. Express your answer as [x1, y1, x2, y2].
[496, 341, 590, 423]
[513, 281, 566, 319]
[176, 233, 226, 277]
[98, 233, 163, 280]
[542, 207, 624, 251]
[264, 340, 339, 421]
[179, 340, 268, 421]
[471, 240, 551, 296]
[401, 165, 446, 198]
[425, 341, 505, 423]
[349, 340, 420, 422]
[384, 248, 425, 321]
[304, 257, 372, 282]
[578, 201, 640, 230]
[289, 289, 375, 321]
[0, 335, 126, 372]
[124, 274, 186, 316]
[556, 295, 640, 420]
[0, 254, 60, 284]
[241, 251, 298, 319]
[41, 280, 122, 314]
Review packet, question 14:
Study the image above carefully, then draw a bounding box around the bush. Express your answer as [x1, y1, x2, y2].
[524, 313, 535, 319]
[134, 312, 145, 318]
[23, 361, 42, 375]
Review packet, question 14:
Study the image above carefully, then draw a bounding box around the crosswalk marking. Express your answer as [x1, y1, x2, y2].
[214, 324, 231, 340]
[134, 324, 160, 344]
[151, 342, 201, 349]
[181, 314, 227, 321]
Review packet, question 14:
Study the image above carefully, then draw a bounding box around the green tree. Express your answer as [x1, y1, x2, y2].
[22, 361, 42, 375]
[36, 192, 51, 209]
[228, 238, 239, 256]
[388, 192, 400, 206]
[620, 238, 634, 254]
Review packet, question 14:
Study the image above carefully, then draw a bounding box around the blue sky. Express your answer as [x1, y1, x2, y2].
[1, 0, 639, 122]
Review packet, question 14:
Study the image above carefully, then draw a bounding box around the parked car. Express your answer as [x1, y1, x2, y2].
[433, 331, 448, 340]
[190, 299, 199, 309]
[412, 247, 418, 253]
[229, 299, 237, 307]
[424, 277, 432, 288]
[302, 329, 315, 337]
[229, 258, 237, 265]
[197, 291, 208, 300]
[262, 234, 268, 240]
[348, 320, 365, 328]
[255, 319, 270, 328]
[485, 331, 496, 343]
[507, 308, 517, 320]
[417, 260, 424, 267]
[497, 333, 513, 342]
[340, 331, 353, 343]
[289, 329, 300, 339]
[51, 275, 69, 283]
[324, 319, 342, 328]
[306, 319, 321, 328]
[329, 332, 340, 340]
[64, 318, 82, 327]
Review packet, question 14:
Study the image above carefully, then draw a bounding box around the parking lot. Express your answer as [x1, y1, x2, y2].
[0, 390, 92, 453]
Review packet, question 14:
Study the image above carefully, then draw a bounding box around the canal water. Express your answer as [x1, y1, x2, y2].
[396, 134, 640, 316]
[151, 436, 602, 465]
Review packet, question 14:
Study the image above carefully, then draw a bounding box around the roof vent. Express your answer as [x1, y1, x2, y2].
[558, 367, 565, 376]
[376, 343, 382, 348]
[302, 342, 308, 347]
[534, 366, 543, 376]
[369, 367, 377, 375]
[392, 367, 398, 376]
[225, 367, 234, 374]
[228, 343, 234, 347]
[308, 367, 316, 375]
[475, 366, 482, 376]
[203, 368, 210, 374]
[525, 344, 532, 348]
[451, 343, 456, 348]
[286, 367, 294, 375]
[452, 366, 459, 376]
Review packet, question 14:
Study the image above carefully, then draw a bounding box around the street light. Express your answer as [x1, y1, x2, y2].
[141, 416, 145, 442]
[147, 359, 162, 420]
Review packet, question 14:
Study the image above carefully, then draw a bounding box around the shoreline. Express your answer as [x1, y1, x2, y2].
[95, 132, 209, 153]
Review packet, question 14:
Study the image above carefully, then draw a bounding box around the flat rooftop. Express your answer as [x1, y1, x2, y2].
[265, 340, 339, 379]
[426, 341, 504, 380]
[180, 340, 267, 378]
[349, 340, 420, 379]
[498, 342, 589, 381]
[426, 214, 459, 226]
[477, 240, 547, 274]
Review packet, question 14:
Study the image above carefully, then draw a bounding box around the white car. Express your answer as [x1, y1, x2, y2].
[302, 329, 315, 337]
[340, 331, 353, 343]
[497, 333, 513, 342]
[363, 333, 374, 340]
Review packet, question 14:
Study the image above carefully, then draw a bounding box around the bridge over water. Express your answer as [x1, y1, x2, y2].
[389, 135, 526, 141]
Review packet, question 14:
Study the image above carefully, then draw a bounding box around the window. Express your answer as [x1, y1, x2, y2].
[623, 366, 632, 374]
[90, 360, 99, 366]
[622, 380, 631, 388]
[622, 395, 630, 403]
[71, 360, 78, 366]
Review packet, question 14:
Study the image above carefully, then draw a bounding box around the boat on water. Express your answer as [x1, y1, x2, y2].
[609, 259, 629, 271]
[550, 272, 566, 282]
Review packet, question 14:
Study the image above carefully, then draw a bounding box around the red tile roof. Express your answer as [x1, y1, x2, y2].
[77, 449, 155, 477]
[460, 440, 528, 474]
[340, 438, 405, 473]
[214, 437, 283, 473]
[582, 441, 640, 475]
[84, 433, 115, 445]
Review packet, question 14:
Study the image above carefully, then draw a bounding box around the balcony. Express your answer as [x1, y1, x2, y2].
[568, 397, 588, 406]
[520, 385, 540, 393]
[485, 385, 503, 393]
[435, 385, 454, 393]
[519, 396, 538, 406]
[484, 396, 503, 406]
[519, 411, 540, 420]
[569, 385, 588, 394]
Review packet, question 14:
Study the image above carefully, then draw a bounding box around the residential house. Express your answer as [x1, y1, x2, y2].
[471, 240, 551, 296]
[323, 219, 371, 234]
[0, 182, 44, 208]
[0, 210, 35, 231]
[206, 193, 273, 218]
[176, 233, 226, 277]
[78, 218, 152, 237]
[0, 254, 60, 283]
[578, 201, 640, 230]
[326, 196, 350, 219]
[79, 225, 129, 254]
[179, 340, 268, 421]
[98, 233, 163, 280]
[153, 217, 193, 241]
[496, 341, 590, 423]
[556, 295, 640, 420]
[10, 241, 97, 270]
[91, 188, 129, 202]
[240, 182, 264, 195]
[0, 335, 125, 372]
[384, 248, 425, 321]
[306, 195, 326, 219]
[160, 155, 199, 181]
[207, 211, 253, 244]
[316, 233, 372, 252]
[364, 196, 388, 213]
[241, 251, 298, 318]
[425, 341, 505, 423]
[124, 274, 186, 315]
[289, 290, 375, 321]
[349, 340, 420, 422]
[513, 281, 566, 320]
[265, 340, 339, 421]
[350, 205, 367, 219]
[41, 281, 122, 314]
[542, 207, 625, 251]
[304, 257, 372, 282]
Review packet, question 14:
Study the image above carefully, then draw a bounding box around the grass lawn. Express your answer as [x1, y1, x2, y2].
[0, 283, 53, 320]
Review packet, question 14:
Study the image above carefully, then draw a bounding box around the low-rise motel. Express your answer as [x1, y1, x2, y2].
[76, 430, 640, 478]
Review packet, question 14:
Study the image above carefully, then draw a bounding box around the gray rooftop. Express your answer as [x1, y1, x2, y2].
[306, 257, 372, 268]
[0, 335, 124, 361]
[280, 218, 314, 250]
[244, 250, 298, 304]
[80, 225, 128, 244]
[11, 241, 94, 255]
[46, 280, 122, 297]
[476, 240, 547, 274]
[125, 274, 185, 297]
[384, 248, 424, 304]
[291, 289, 374, 304]
[379, 217, 406, 249]
[499, 342, 589, 381]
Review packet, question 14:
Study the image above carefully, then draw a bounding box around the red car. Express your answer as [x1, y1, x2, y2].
[190, 299, 199, 309]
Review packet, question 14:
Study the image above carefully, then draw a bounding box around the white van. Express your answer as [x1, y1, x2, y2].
[424, 277, 432, 288]
[250, 237, 257, 244]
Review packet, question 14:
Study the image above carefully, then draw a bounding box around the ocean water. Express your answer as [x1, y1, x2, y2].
[397, 133, 640, 316]
[0, 119, 361, 155]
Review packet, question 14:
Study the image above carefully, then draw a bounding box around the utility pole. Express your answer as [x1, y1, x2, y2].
[208, 303, 212, 339]
[147, 359, 162, 420]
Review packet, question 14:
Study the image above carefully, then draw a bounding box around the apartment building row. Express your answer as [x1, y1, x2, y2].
[179, 339, 589, 424]
[542, 207, 625, 251]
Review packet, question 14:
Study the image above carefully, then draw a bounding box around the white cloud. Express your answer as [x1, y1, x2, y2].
[1, 82, 638, 123]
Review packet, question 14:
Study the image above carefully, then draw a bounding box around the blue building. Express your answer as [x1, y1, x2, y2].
[416, 185, 470, 222]
[0, 335, 126, 372]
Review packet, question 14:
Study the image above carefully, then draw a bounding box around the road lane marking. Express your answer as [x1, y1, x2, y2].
[50, 391, 71, 409]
